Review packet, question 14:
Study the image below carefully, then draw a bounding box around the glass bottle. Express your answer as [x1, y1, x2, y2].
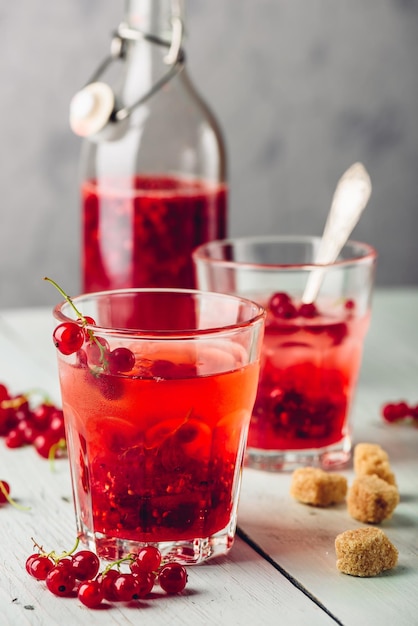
[73, 0, 227, 292]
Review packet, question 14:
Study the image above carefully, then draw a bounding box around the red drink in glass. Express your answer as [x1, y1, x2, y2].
[61, 355, 258, 552]
[82, 175, 227, 292]
[248, 297, 370, 453]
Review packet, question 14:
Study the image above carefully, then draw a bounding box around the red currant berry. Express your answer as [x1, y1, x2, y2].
[382, 401, 410, 422]
[410, 404, 418, 420]
[113, 573, 139, 601]
[78, 579, 104, 608]
[0, 383, 9, 401]
[48, 412, 66, 440]
[16, 419, 39, 444]
[28, 555, 54, 580]
[396, 401, 410, 418]
[45, 566, 76, 597]
[25, 553, 40, 575]
[108, 347, 135, 374]
[382, 403, 400, 423]
[5, 428, 25, 448]
[33, 433, 57, 459]
[31, 404, 53, 430]
[298, 302, 318, 318]
[132, 571, 155, 598]
[130, 546, 162, 574]
[0, 480, 11, 504]
[56, 556, 74, 571]
[268, 292, 297, 319]
[78, 315, 96, 331]
[71, 550, 100, 581]
[98, 569, 119, 602]
[328, 322, 347, 345]
[53, 323, 84, 356]
[85, 337, 109, 367]
[158, 562, 188, 594]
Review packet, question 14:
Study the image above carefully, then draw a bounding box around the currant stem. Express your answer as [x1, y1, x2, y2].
[33, 536, 81, 563]
[44, 277, 85, 321]
[58, 536, 80, 560]
[25, 388, 53, 407]
[102, 555, 134, 576]
[48, 438, 67, 472]
[31, 537, 45, 553]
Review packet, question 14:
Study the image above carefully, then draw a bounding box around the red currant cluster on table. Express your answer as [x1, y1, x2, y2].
[0, 382, 65, 459]
[381, 401, 418, 424]
[26, 541, 188, 608]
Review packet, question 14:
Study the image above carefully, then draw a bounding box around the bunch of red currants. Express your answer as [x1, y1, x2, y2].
[26, 542, 188, 608]
[0, 382, 66, 459]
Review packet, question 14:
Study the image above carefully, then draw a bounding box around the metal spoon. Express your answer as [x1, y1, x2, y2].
[301, 162, 372, 304]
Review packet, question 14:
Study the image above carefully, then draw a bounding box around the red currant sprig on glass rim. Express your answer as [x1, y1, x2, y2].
[44, 277, 103, 359]
[26, 537, 189, 608]
[44, 277, 135, 376]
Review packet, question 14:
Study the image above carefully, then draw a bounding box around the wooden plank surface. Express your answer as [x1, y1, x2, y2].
[0, 306, 335, 625]
[238, 288, 418, 626]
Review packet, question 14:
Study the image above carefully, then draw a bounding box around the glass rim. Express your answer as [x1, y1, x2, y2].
[53, 287, 266, 339]
[192, 235, 378, 271]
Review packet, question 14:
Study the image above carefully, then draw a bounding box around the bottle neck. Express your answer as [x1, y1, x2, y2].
[124, 0, 184, 39]
[117, 0, 187, 127]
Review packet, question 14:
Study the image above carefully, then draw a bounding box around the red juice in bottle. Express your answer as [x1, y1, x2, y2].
[82, 175, 227, 291]
[59, 344, 258, 559]
[247, 295, 370, 452]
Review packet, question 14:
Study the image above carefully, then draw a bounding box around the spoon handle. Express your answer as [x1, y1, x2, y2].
[302, 162, 372, 304]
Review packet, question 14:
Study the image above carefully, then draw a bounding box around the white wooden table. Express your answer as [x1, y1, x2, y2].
[0, 288, 417, 626]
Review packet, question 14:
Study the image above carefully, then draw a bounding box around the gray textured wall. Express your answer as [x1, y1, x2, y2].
[1, 1, 417, 308]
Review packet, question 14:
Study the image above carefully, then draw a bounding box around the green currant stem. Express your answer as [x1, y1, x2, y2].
[25, 388, 53, 407]
[0, 481, 31, 511]
[44, 277, 84, 320]
[48, 438, 67, 472]
[57, 536, 80, 560]
[102, 555, 135, 575]
[33, 536, 81, 564]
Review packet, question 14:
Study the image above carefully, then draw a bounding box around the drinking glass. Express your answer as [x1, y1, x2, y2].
[53, 288, 265, 563]
[193, 235, 377, 471]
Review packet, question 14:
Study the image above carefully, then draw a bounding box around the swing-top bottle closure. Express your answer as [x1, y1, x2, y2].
[69, 16, 185, 138]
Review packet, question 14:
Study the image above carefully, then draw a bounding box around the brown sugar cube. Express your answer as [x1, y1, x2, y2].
[354, 443, 389, 465]
[347, 474, 400, 523]
[353, 443, 396, 486]
[290, 467, 347, 507]
[335, 527, 398, 577]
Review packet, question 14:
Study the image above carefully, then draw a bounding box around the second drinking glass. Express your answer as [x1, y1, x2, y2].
[193, 235, 377, 471]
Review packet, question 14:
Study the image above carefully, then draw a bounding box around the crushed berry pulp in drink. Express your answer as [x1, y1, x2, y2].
[82, 175, 227, 291]
[247, 293, 370, 451]
[59, 347, 258, 551]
